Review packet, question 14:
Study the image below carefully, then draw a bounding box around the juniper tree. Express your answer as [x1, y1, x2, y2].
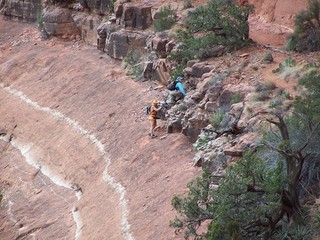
[168, 0, 252, 77]
[287, 0, 320, 52]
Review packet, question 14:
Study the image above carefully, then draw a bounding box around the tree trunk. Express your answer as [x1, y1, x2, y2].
[270, 114, 303, 222]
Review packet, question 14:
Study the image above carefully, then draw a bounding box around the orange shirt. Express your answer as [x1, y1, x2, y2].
[150, 105, 158, 118]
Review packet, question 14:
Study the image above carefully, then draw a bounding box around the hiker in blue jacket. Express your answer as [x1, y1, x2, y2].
[167, 76, 186, 105]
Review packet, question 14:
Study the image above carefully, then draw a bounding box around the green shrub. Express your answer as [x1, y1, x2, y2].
[170, 150, 286, 239]
[211, 108, 224, 128]
[193, 135, 210, 151]
[36, 11, 44, 29]
[263, 51, 273, 63]
[269, 97, 283, 108]
[284, 91, 291, 99]
[108, 0, 116, 13]
[276, 224, 313, 240]
[286, 0, 320, 52]
[315, 212, 320, 226]
[168, 1, 252, 70]
[123, 50, 144, 79]
[170, 64, 185, 79]
[230, 92, 242, 104]
[153, 5, 177, 32]
[128, 64, 144, 79]
[273, 56, 296, 73]
[295, 69, 320, 121]
[291, 225, 313, 240]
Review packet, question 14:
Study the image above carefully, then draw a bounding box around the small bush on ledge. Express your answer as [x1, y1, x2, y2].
[153, 5, 177, 32]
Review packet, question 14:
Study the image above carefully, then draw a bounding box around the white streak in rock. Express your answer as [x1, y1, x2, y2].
[7, 200, 18, 224]
[11, 139, 72, 190]
[72, 208, 83, 240]
[1, 85, 134, 240]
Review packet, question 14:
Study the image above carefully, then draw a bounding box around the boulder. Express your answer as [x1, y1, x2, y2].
[151, 36, 169, 58]
[201, 71, 213, 80]
[167, 118, 183, 133]
[197, 76, 223, 97]
[203, 65, 215, 73]
[224, 132, 260, 157]
[184, 67, 192, 76]
[182, 109, 210, 143]
[142, 58, 170, 83]
[190, 62, 207, 78]
[43, 7, 80, 40]
[263, 51, 273, 64]
[165, 40, 175, 53]
[206, 84, 223, 101]
[166, 103, 188, 133]
[197, 45, 226, 59]
[105, 29, 149, 59]
[187, 60, 200, 68]
[190, 91, 205, 102]
[97, 21, 121, 51]
[0, 0, 42, 21]
[193, 131, 231, 172]
[73, 13, 102, 45]
[187, 62, 215, 78]
[218, 89, 233, 109]
[114, 2, 123, 19]
[79, 0, 111, 15]
[143, 61, 154, 81]
[204, 101, 217, 112]
[120, 3, 152, 29]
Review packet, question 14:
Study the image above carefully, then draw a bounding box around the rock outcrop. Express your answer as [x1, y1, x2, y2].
[248, 0, 308, 27]
[117, 3, 153, 29]
[79, 0, 111, 15]
[98, 22, 149, 59]
[43, 7, 80, 40]
[0, 0, 42, 21]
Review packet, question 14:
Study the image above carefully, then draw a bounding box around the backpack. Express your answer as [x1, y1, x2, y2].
[146, 105, 151, 115]
[167, 81, 177, 91]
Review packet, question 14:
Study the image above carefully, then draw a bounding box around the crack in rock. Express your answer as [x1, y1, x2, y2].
[15, 222, 55, 240]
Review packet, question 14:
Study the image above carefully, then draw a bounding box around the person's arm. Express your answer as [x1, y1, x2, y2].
[176, 82, 186, 96]
[152, 105, 161, 112]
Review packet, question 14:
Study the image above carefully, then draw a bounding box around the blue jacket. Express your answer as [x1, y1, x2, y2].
[175, 82, 186, 96]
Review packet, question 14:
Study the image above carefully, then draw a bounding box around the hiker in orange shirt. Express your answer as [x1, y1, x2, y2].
[148, 99, 161, 138]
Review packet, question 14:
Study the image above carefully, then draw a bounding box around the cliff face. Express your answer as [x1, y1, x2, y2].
[0, 0, 42, 21]
[0, 0, 309, 46]
[248, 0, 308, 27]
[0, 0, 112, 20]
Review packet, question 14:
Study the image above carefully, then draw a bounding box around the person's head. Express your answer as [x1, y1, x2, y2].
[152, 99, 158, 106]
[176, 76, 183, 82]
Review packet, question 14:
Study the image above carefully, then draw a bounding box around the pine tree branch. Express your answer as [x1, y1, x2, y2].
[294, 121, 320, 153]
